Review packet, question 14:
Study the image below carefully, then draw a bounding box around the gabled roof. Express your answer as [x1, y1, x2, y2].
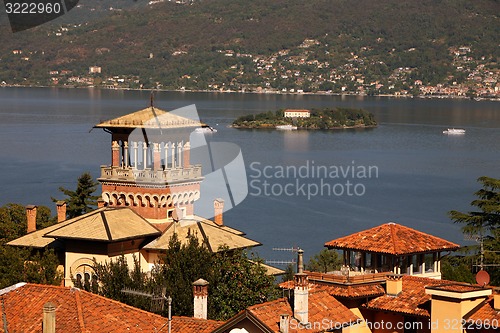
[0, 283, 221, 333]
[324, 222, 460, 255]
[213, 291, 359, 333]
[43, 207, 161, 242]
[143, 216, 261, 252]
[94, 106, 202, 130]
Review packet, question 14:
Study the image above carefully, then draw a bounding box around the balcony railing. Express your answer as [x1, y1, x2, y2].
[99, 165, 202, 184]
[305, 270, 391, 284]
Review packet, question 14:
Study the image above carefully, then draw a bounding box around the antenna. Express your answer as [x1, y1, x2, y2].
[265, 246, 300, 266]
[121, 287, 168, 313]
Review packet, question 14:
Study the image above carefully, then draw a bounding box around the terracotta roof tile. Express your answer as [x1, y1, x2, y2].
[247, 291, 359, 333]
[0, 283, 221, 333]
[279, 279, 385, 299]
[325, 222, 460, 255]
[364, 276, 458, 317]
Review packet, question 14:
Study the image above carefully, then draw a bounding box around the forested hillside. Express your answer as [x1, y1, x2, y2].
[0, 0, 498, 96]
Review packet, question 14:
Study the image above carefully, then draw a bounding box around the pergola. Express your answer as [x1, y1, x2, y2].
[324, 222, 460, 278]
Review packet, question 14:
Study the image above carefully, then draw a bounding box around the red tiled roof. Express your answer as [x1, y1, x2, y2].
[364, 276, 458, 317]
[247, 291, 359, 333]
[0, 283, 221, 333]
[325, 222, 460, 255]
[279, 279, 385, 299]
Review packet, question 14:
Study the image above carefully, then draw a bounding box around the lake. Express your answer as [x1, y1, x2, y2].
[1, 87, 499, 262]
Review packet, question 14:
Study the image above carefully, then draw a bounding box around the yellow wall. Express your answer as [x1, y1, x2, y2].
[64, 250, 150, 287]
[430, 297, 486, 333]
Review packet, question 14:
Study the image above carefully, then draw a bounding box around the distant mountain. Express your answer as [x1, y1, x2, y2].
[0, 0, 498, 96]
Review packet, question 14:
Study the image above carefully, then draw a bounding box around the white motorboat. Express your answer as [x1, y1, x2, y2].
[276, 125, 297, 130]
[443, 128, 465, 135]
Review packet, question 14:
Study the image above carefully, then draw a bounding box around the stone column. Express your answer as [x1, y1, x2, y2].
[183, 142, 191, 167]
[142, 142, 148, 170]
[112, 141, 120, 167]
[153, 143, 161, 170]
[177, 141, 183, 168]
[171, 142, 176, 168]
[133, 142, 138, 169]
[123, 141, 129, 168]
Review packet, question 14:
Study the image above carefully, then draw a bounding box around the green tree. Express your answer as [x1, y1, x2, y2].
[93, 255, 149, 309]
[93, 235, 278, 320]
[209, 248, 278, 320]
[449, 176, 500, 236]
[448, 176, 500, 284]
[441, 256, 475, 284]
[54, 172, 99, 218]
[306, 248, 342, 273]
[148, 233, 213, 317]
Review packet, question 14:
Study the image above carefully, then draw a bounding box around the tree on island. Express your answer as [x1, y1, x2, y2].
[53, 172, 99, 219]
[447, 176, 500, 285]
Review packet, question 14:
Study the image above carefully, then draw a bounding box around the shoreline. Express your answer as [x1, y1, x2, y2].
[0, 84, 498, 102]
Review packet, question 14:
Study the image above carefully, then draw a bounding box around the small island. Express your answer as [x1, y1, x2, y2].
[232, 108, 377, 130]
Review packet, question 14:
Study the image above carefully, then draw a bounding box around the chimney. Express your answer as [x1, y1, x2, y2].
[386, 274, 403, 296]
[279, 314, 290, 333]
[214, 199, 224, 226]
[42, 302, 56, 333]
[26, 205, 37, 233]
[193, 278, 209, 320]
[56, 201, 66, 223]
[494, 293, 500, 311]
[97, 198, 106, 209]
[294, 249, 308, 324]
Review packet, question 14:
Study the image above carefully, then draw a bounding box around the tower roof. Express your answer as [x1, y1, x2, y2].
[94, 106, 203, 130]
[324, 222, 460, 255]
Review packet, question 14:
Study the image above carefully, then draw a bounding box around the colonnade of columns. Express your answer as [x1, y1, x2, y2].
[111, 140, 191, 170]
[341, 250, 441, 275]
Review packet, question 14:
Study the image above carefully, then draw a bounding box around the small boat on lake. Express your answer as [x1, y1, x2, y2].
[443, 128, 465, 135]
[276, 124, 297, 130]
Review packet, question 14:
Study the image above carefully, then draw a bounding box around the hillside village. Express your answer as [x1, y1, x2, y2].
[5, 38, 498, 99]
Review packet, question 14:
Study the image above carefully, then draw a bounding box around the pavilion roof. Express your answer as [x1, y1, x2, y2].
[94, 106, 203, 130]
[324, 222, 460, 255]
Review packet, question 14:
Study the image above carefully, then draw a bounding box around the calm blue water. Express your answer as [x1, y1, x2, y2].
[1, 87, 499, 262]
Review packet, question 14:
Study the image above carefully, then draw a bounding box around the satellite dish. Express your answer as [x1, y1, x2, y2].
[476, 270, 490, 286]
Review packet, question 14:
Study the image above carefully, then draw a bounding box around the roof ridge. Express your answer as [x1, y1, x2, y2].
[389, 223, 399, 254]
[73, 287, 86, 332]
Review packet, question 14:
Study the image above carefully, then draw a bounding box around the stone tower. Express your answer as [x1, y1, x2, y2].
[94, 104, 204, 220]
